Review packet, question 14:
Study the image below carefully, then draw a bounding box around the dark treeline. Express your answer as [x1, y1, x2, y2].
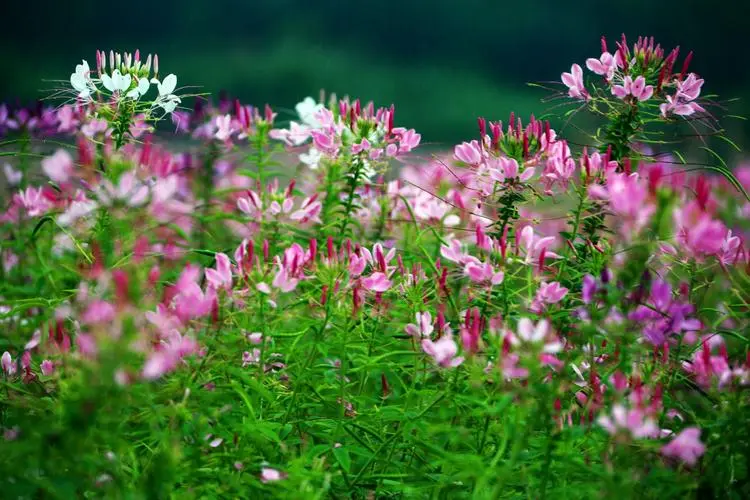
[1, 0, 748, 145]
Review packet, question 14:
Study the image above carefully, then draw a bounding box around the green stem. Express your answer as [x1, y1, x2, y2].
[197, 143, 218, 250]
[602, 104, 640, 167]
[337, 157, 363, 241]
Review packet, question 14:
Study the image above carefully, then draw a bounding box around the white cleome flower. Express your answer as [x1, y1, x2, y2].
[295, 97, 324, 128]
[299, 147, 322, 169]
[126, 77, 150, 99]
[157, 96, 181, 113]
[155, 74, 177, 97]
[151, 74, 180, 113]
[70, 60, 96, 100]
[101, 70, 132, 93]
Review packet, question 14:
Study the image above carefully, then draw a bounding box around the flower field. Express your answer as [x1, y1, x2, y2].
[1, 37, 749, 498]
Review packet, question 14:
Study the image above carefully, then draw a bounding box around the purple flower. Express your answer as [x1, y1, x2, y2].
[582, 274, 597, 304]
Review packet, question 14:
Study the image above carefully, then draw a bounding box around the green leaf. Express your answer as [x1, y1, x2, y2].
[32, 216, 54, 239]
[333, 446, 352, 473]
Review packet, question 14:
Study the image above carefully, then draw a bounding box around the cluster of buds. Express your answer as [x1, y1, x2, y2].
[561, 34, 705, 117]
[478, 112, 554, 164]
[96, 49, 158, 80]
[69, 50, 181, 116]
[455, 113, 573, 194]
[236, 180, 323, 226]
[0, 102, 61, 138]
[170, 95, 274, 143]
[614, 35, 668, 77]
[270, 96, 420, 175]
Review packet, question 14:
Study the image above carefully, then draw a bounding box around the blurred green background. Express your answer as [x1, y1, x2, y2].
[1, 0, 748, 151]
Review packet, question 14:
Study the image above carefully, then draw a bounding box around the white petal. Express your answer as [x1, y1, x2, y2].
[160, 96, 181, 113]
[70, 73, 86, 92]
[118, 73, 132, 92]
[531, 319, 549, 342]
[137, 78, 150, 95]
[101, 74, 115, 92]
[517, 318, 534, 342]
[159, 74, 177, 96]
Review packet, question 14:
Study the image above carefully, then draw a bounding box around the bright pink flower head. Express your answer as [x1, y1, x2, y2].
[81, 118, 109, 138]
[81, 300, 116, 325]
[41, 149, 75, 184]
[142, 332, 199, 380]
[489, 157, 535, 184]
[405, 311, 434, 338]
[500, 353, 529, 379]
[586, 52, 616, 81]
[56, 105, 80, 133]
[40, 360, 55, 376]
[561, 64, 589, 100]
[2, 352, 16, 375]
[661, 427, 705, 465]
[260, 467, 287, 483]
[16, 187, 53, 217]
[396, 128, 421, 153]
[716, 230, 743, 266]
[173, 284, 216, 323]
[581, 150, 618, 179]
[290, 196, 322, 224]
[272, 264, 299, 293]
[660, 95, 704, 118]
[464, 260, 504, 286]
[530, 281, 569, 313]
[512, 318, 563, 354]
[351, 138, 371, 155]
[660, 73, 705, 118]
[518, 225, 558, 266]
[311, 130, 339, 155]
[440, 239, 474, 265]
[205, 253, 233, 291]
[454, 140, 483, 165]
[348, 253, 367, 276]
[421, 336, 464, 368]
[674, 201, 727, 257]
[597, 404, 659, 439]
[589, 171, 655, 238]
[541, 148, 576, 192]
[214, 114, 235, 142]
[676, 73, 704, 102]
[362, 272, 392, 293]
[612, 76, 654, 102]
